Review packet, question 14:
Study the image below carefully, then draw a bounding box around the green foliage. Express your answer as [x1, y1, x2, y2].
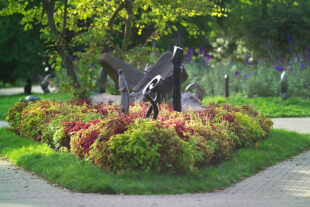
[6, 101, 28, 132]
[210, 0, 310, 58]
[0, 0, 226, 96]
[185, 55, 310, 98]
[203, 96, 310, 118]
[90, 120, 195, 173]
[0, 14, 45, 85]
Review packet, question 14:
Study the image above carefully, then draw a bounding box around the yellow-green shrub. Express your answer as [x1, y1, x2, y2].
[6, 101, 28, 132]
[89, 119, 196, 173]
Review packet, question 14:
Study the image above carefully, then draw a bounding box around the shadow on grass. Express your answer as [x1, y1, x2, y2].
[1, 128, 310, 195]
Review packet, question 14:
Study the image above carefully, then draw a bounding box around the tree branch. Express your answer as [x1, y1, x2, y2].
[62, 0, 68, 39]
[42, 0, 58, 36]
[108, 2, 125, 32]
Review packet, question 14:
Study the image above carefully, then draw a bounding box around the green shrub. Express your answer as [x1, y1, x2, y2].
[89, 120, 196, 173]
[6, 101, 28, 132]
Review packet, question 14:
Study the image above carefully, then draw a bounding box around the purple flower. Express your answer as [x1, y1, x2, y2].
[177, 33, 181, 42]
[229, 58, 233, 67]
[204, 52, 211, 62]
[306, 45, 310, 62]
[89, 64, 94, 68]
[287, 35, 292, 45]
[199, 46, 204, 54]
[188, 48, 193, 62]
[295, 41, 299, 48]
[274, 65, 285, 72]
[301, 62, 305, 71]
[173, 37, 178, 44]
[234, 71, 239, 76]
[297, 53, 300, 63]
[193, 52, 199, 57]
[289, 67, 293, 72]
[292, 72, 296, 76]
[244, 73, 249, 78]
[245, 55, 250, 65]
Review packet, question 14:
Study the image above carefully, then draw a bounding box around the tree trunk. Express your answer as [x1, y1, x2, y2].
[42, 0, 79, 86]
[122, 0, 133, 52]
[261, 0, 268, 18]
[98, 68, 107, 93]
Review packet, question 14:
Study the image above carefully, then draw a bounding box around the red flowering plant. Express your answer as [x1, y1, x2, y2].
[70, 113, 139, 158]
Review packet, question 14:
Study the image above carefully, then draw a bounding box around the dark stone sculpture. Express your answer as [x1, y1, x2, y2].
[20, 96, 41, 102]
[41, 73, 55, 93]
[98, 53, 145, 91]
[24, 77, 32, 95]
[130, 51, 188, 103]
[98, 67, 107, 93]
[280, 71, 288, 99]
[118, 69, 130, 114]
[171, 46, 184, 112]
[185, 82, 205, 100]
[142, 75, 162, 119]
[224, 74, 229, 98]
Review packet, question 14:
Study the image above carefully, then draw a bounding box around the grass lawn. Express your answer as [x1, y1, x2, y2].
[203, 96, 310, 118]
[1, 128, 310, 194]
[0, 93, 72, 120]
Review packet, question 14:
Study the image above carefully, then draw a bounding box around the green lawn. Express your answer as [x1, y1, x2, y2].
[203, 96, 310, 118]
[1, 128, 310, 194]
[0, 93, 72, 120]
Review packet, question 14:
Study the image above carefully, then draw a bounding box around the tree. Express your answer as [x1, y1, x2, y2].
[0, 0, 225, 94]
[209, 0, 310, 60]
[0, 14, 45, 85]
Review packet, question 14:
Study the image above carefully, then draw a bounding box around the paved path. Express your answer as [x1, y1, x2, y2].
[0, 121, 9, 128]
[272, 117, 310, 134]
[0, 86, 43, 96]
[0, 85, 58, 96]
[0, 119, 310, 207]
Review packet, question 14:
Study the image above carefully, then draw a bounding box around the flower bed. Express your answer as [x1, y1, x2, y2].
[6, 100, 273, 173]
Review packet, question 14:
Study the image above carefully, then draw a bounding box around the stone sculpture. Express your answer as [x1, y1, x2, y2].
[98, 53, 145, 91]
[118, 69, 130, 114]
[20, 96, 41, 102]
[24, 77, 32, 95]
[130, 51, 188, 103]
[142, 75, 162, 119]
[171, 46, 184, 112]
[185, 82, 205, 100]
[41, 73, 55, 93]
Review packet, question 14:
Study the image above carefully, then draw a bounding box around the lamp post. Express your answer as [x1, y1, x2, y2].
[171, 46, 184, 112]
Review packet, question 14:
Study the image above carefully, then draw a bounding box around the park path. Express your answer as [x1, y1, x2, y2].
[1, 118, 310, 207]
[0, 86, 43, 96]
